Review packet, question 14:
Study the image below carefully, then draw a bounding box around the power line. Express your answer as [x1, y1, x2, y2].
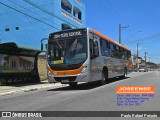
[100, 0, 125, 23]
[124, 33, 160, 44]
[141, 38, 160, 46]
[97, 0, 142, 39]
[22, 0, 79, 28]
[3, 0, 61, 45]
[123, 33, 160, 56]
[95, 0, 120, 24]
[0, 1, 60, 30]
[95, 0, 133, 43]
[139, 33, 160, 42]
[8, 0, 60, 28]
[103, 0, 141, 32]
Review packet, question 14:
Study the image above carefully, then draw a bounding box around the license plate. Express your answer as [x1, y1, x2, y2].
[61, 79, 69, 83]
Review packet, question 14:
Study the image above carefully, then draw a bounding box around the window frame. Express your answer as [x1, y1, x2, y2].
[90, 38, 99, 59]
[100, 38, 110, 57]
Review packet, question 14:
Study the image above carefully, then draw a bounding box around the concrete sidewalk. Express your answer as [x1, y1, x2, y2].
[0, 80, 62, 96]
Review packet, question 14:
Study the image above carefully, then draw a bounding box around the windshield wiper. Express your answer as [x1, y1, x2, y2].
[55, 40, 62, 49]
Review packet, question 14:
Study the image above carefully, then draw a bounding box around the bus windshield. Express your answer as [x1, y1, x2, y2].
[48, 37, 87, 70]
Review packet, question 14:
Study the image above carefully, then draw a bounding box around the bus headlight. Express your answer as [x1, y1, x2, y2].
[80, 66, 88, 74]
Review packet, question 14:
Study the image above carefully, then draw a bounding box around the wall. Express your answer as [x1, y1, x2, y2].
[0, 0, 86, 49]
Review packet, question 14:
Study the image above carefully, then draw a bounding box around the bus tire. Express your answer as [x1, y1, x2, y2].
[120, 68, 127, 79]
[124, 68, 127, 78]
[100, 68, 108, 85]
[69, 82, 78, 88]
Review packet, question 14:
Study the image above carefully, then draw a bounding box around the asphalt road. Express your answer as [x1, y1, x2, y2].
[0, 71, 160, 120]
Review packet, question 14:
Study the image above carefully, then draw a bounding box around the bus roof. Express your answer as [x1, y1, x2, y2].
[92, 29, 130, 51]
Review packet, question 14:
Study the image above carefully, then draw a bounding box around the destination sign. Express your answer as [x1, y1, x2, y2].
[49, 29, 87, 40]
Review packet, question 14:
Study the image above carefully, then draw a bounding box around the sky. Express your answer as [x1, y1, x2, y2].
[83, 0, 160, 63]
[0, 0, 160, 63]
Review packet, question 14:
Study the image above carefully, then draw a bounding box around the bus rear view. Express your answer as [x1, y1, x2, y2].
[47, 28, 89, 87]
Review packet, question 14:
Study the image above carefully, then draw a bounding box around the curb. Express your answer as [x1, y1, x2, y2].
[0, 83, 62, 96]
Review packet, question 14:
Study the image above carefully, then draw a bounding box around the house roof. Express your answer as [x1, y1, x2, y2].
[0, 42, 43, 57]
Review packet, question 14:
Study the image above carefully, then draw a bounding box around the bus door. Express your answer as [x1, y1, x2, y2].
[90, 35, 101, 81]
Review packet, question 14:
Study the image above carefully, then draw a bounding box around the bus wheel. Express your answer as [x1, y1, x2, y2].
[120, 68, 127, 79]
[69, 82, 78, 88]
[100, 69, 108, 85]
[124, 68, 127, 78]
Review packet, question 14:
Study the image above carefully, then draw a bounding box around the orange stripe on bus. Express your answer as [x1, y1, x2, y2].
[116, 86, 154, 94]
[92, 30, 130, 51]
[49, 66, 84, 76]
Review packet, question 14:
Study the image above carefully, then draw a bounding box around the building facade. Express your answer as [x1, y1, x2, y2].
[2, 55, 34, 71]
[0, 0, 86, 49]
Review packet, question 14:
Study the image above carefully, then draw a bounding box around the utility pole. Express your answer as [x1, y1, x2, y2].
[136, 43, 139, 68]
[137, 43, 139, 58]
[119, 24, 129, 44]
[144, 52, 148, 65]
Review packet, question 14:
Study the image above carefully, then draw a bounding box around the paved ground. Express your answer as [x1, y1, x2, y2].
[0, 71, 152, 96]
[0, 71, 159, 120]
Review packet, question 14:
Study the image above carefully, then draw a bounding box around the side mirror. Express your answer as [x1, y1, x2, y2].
[45, 44, 47, 50]
[41, 38, 48, 50]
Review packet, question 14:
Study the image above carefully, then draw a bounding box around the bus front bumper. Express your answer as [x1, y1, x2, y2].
[48, 72, 90, 84]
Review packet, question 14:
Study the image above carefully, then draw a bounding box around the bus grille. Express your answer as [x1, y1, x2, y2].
[54, 76, 77, 82]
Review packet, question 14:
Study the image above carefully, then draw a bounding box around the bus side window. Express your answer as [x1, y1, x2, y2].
[106, 41, 110, 57]
[121, 49, 125, 59]
[108, 42, 110, 57]
[100, 38, 109, 57]
[90, 39, 99, 59]
[110, 43, 117, 58]
[94, 41, 99, 57]
[127, 51, 131, 60]
[124, 50, 128, 60]
[119, 48, 124, 59]
[109, 43, 114, 57]
[113, 44, 116, 58]
[117, 46, 120, 58]
[114, 45, 119, 58]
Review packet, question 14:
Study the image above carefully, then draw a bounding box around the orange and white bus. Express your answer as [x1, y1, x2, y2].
[46, 28, 131, 87]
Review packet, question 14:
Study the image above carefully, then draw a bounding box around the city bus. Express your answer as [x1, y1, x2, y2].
[46, 28, 131, 87]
